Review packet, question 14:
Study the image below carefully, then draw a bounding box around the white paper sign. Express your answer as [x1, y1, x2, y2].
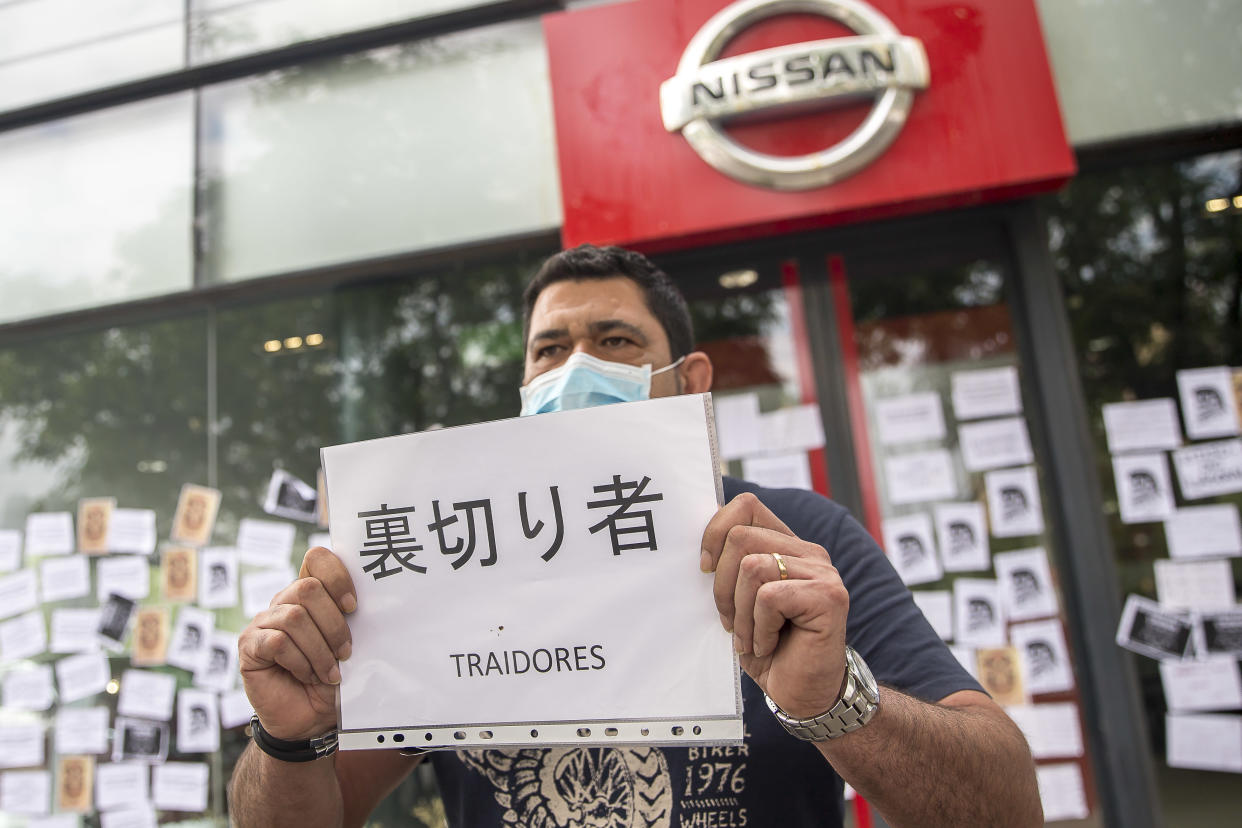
[1172, 439, 1242, 500]
[0, 723, 45, 768]
[95, 762, 149, 812]
[1177, 366, 1241, 440]
[910, 590, 952, 641]
[951, 366, 1022, 421]
[1164, 505, 1242, 559]
[884, 449, 958, 505]
[1103, 398, 1183, 454]
[759, 404, 825, 454]
[0, 529, 21, 572]
[741, 452, 813, 491]
[24, 512, 74, 557]
[1010, 618, 1075, 694]
[107, 508, 157, 555]
[881, 513, 943, 586]
[0, 769, 50, 815]
[874, 392, 945, 445]
[219, 688, 255, 729]
[152, 762, 208, 812]
[166, 607, 215, 673]
[100, 808, 158, 828]
[1035, 762, 1090, 821]
[1112, 453, 1176, 524]
[55, 651, 112, 703]
[322, 394, 740, 749]
[56, 707, 110, 755]
[1154, 559, 1236, 610]
[1166, 712, 1242, 772]
[713, 392, 762, 461]
[953, 578, 1006, 647]
[176, 688, 220, 754]
[0, 568, 38, 620]
[994, 547, 1059, 621]
[39, 555, 91, 603]
[237, 518, 297, 569]
[957, 417, 1033, 472]
[984, 466, 1044, 537]
[50, 608, 102, 653]
[933, 502, 990, 572]
[2, 664, 54, 711]
[96, 556, 150, 602]
[1005, 703, 1083, 758]
[198, 547, 239, 609]
[194, 631, 239, 692]
[117, 670, 176, 721]
[241, 567, 294, 618]
[0, 609, 47, 661]
[1160, 660, 1242, 712]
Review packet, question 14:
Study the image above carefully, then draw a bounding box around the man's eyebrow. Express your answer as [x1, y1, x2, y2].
[528, 327, 569, 344]
[588, 319, 649, 344]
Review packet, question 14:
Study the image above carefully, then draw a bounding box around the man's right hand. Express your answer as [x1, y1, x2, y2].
[238, 546, 357, 741]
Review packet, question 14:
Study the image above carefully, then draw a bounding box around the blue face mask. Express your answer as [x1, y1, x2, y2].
[519, 352, 686, 417]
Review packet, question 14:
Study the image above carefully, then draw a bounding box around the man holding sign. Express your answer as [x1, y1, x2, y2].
[230, 246, 1041, 827]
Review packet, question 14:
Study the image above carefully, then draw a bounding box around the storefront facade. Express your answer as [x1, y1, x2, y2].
[1, 1, 1240, 826]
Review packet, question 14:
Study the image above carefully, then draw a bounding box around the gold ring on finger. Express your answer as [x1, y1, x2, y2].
[771, 551, 789, 581]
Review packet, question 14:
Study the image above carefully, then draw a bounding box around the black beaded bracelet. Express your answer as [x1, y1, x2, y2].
[250, 715, 339, 763]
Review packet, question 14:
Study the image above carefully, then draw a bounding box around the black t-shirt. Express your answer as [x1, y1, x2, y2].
[430, 477, 982, 828]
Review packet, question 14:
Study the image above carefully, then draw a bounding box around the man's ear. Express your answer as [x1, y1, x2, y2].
[681, 350, 713, 394]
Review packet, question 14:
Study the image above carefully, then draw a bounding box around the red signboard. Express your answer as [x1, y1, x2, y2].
[544, 0, 1075, 251]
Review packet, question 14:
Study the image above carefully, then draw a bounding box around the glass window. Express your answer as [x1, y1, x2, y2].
[0, 0, 184, 112]
[190, 0, 508, 63]
[0, 93, 195, 324]
[198, 18, 562, 283]
[1047, 148, 1242, 825]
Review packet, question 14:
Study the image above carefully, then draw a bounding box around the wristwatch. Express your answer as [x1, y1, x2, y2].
[764, 646, 880, 741]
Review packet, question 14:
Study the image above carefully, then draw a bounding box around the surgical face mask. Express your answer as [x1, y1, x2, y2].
[519, 352, 685, 417]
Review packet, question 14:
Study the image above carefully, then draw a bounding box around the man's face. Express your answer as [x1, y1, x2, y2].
[524, 277, 682, 398]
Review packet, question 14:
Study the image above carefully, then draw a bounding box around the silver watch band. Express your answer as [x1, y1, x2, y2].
[764, 646, 879, 741]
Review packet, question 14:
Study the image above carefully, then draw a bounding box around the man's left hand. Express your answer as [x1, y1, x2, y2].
[701, 492, 850, 719]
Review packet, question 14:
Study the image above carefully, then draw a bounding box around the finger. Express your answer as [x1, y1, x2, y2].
[255, 603, 341, 686]
[700, 492, 795, 573]
[271, 577, 353, 660]
[752, 576, 848, 660]
[732, 550, 823, 655]
[241, 627, 319, 687]
[714, 526, 825, 630]
[300, 546, 357, 614]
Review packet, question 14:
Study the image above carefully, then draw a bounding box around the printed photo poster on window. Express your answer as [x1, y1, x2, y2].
[881, 513, 943, 586]
[1115, 595, 1195, 661]
[1177, 366, 1241, 440]
[77, 497, 115, 555]
[873, 392, 946, 445]
[1171, 439, 1242, 500]
[1164, 505, 1242, 559]
[166, 606, 214, 674]
[957, 417, 1033, 472]
[984, 466, 1044, 538]
[170, 484, 220, 547]
[933, 502, 990, 572]
[953, 578, 1006, 647]
[176, 688, 220, 754]
[1102, 398, 1183, 454]
[1111, 453, 1176, 524]
[198, 547, 239, 609]
[322, 393, 741, 750]
[883, 449, 958, 505]
[1010, 618, 1075, 695]
[951, 366, 1023, 421]
[975, 645, 1026, 706]
[994, 547, 1059, 621]
[1194, 608, 1242, 659]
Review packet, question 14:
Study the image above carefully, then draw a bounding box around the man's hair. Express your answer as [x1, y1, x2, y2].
[523, 244, 694, 360]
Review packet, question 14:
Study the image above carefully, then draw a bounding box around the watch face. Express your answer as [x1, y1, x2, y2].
[848, 648, 880, 704]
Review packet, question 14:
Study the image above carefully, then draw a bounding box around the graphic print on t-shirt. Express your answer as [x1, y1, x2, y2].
[461, 747, 673, 828]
